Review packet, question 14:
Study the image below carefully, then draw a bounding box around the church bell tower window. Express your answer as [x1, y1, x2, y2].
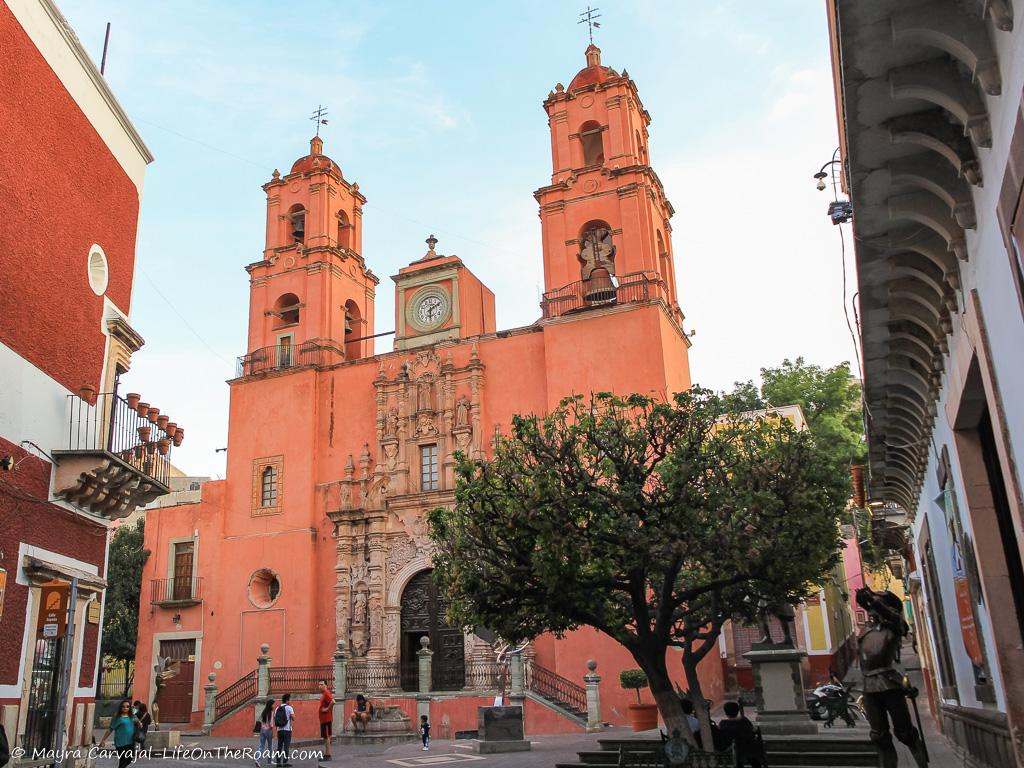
[579, 121, 605, 167]
[288, 204, 306, 243]
[260, 465, 278, 507]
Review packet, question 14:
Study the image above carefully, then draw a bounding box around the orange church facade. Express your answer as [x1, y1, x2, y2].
[135, 45, 722, 736]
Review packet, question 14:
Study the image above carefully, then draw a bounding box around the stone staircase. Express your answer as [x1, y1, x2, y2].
[524, 662, 590, 728]
[555, 733, 878, 768]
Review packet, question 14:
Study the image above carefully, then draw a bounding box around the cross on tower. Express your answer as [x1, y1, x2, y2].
[310, 104, 329, 137]
[578, 6, 602, 45]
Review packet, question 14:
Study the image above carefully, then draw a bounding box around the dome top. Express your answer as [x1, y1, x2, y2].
[568, 44, 619, 92]
[290, 136, 342, 176]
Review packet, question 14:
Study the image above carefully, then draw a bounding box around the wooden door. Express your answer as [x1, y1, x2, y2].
[158, 639, 195, 722]
[172, 542, 194, 601]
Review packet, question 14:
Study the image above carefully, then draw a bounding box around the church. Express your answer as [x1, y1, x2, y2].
[134, 43, 723, 736]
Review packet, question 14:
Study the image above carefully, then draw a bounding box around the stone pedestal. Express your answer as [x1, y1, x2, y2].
[469, 706, 531, 754]
[144, 729, 182, 750]
[744, 646, 817, 735]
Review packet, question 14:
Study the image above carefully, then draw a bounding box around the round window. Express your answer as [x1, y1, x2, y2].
[87, 244, 108, 296]
[248, 568, 282, 609]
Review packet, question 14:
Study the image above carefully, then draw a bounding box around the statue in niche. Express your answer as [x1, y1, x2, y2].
[456, 396, 471, 427]
[384, 407, 399, 437]
[418, 380, 433, 412]
[353, 587, 369, 627]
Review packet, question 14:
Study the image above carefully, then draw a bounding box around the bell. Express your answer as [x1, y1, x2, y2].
[344, 310, 353, 335]
[584, 268, 616, 302]
[291, 214, 305, 242]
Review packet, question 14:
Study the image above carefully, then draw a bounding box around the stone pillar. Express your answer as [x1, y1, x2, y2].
[417, 636, 433, 694]
[509, 651, 524, 697]
[333, 640, 348, 725]
[203, 672, 217, 731]
[583, 659, 602, 732]
[744, 646, 817, 734]
[257, 644, 271, 700]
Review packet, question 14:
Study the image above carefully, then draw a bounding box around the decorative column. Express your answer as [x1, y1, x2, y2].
[416, 636, 433, 721]
[257, 644, 271, 699]
[509, 651, 524, 698]
[203, 672, 217, 732]
[583, 659, 602, 732]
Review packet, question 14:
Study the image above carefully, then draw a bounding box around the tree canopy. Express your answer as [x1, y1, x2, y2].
[428, 389, 848, 741]
[101, 519, 150, 687]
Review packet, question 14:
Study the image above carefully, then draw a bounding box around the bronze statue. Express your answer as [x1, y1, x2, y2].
[855, 587, 927, 767]
[150, 656, 181, 730]
[755, 599, 795, 647]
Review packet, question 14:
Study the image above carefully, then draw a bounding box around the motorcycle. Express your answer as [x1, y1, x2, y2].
[806, 682, 858, 727]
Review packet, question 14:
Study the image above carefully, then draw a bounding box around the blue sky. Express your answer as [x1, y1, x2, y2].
[59, 0, 850, 477]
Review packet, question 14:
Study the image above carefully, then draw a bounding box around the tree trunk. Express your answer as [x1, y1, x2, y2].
[683, 654, 714, 751]
[632, 645, 694, 744]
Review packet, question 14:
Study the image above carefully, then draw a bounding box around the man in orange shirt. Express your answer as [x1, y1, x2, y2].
[317, 680, 334, 760]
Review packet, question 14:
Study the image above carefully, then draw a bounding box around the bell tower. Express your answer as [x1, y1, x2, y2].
[535, 45, 680, 315]
[247, 136, 378, 363]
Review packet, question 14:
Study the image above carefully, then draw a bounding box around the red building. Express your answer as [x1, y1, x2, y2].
[0, 0, 175, 755]
[135, 43, 724, 738]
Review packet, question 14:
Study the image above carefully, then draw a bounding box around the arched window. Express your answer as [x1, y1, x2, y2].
[344, 299, 362, 360]
[287, 204, 305, 243]
[579, 121, 605, 166]
[274, 293, 300, 327]
[578, 220, 616, 302]
[337, 210, 351, 250]
[260, 466, 278, 507]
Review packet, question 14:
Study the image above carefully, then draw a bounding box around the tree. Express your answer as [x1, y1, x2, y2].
[428, 390, 848, 746]
[101, 519, 150, 695]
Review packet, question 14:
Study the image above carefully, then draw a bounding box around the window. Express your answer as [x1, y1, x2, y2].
[337, 210, 351, 250]
[273, 293, 300, 327]
[420, 444, 439, 491]
[579, 121, 605, 166]
[277, 335, 293, 368]
[248, 568, 281, 609]
[87, 244, 108, 296]
[261, 465, 278, 507]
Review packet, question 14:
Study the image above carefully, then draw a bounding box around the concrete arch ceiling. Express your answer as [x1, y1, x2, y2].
[835, 0, 1011, 509]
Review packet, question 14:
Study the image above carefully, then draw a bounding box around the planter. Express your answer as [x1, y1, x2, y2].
[165, 423, 178, 439]
[157, 414, 169, 430]
[157, 438, 170, 456]
[125, 393, 141, 409]
[626, 704, 659, 732]
[78, 384, 97, 405]
[137, 426, 152, 443]
[173, 427, 185, 447]
[147, 407, 160, 424]
[136, 401, 150, 417]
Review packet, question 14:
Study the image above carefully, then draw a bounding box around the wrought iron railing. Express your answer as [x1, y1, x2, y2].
[524, 661, 587, 714]
[235, 341, 345, 378]
[66, 392, 173, 487]
[150, 577, 203, 606]
[540, 270, 660, 319]
[346, 660, 400, 691]
[214, 670, 257, 721]
[269, 665, 334, 694]
[463, 661, 503, 690]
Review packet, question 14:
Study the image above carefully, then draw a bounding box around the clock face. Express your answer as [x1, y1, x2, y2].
[409, 287, 451, 331]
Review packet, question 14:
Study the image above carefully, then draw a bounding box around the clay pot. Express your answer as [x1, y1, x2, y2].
[165, 423, 178, 439]
[173, 427, 185, 447]
[134, 445, 145, 460]
[136, 401, 150, 417]
[146, 441, 157, 455]
[157, 438, 170, 456]
[78, 384, 97, 405]
[137, 425, 152, 443]
[627, 704, 659, 732]
[126, 393, 141, 409]
[147, 407, 160, 424]
[156, 414, 169, 430]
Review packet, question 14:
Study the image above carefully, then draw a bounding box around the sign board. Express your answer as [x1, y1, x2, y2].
[36, 581, 70, 639]
[0, 568, 6, 619]
[87, 601, 101, 624]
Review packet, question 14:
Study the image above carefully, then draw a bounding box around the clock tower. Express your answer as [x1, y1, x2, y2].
[392, 235, 496, 351]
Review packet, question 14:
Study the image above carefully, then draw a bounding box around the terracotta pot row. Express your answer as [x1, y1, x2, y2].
[125, 393, 185, 447]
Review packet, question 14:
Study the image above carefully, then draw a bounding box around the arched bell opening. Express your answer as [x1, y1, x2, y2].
[578, 220, 617, 304]
[344, 299, 363, 359]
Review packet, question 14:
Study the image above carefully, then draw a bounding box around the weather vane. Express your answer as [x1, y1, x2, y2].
[310, 104, 329, 137]
[578, 6, 602, 45]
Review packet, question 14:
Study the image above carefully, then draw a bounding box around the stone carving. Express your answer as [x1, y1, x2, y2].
[418, 380, 433, 412]
[455, 429, 472, 454]
[370, 601, 383, 647]
[384, 407, 399, 436]
[350, 563, 369, 583]
[387, 536, 418, 575]
[383, 442, 399, 472]
[383, 613, 399, 655]
[353, 586, 369, 627]
[415, 412, 437, 437]
[456, 395, 471, 427]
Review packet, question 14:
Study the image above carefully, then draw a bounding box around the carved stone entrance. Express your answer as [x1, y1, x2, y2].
[399, 570, 464, 691]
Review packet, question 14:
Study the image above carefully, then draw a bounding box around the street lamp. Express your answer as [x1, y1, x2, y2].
[814, 148, 853, 225]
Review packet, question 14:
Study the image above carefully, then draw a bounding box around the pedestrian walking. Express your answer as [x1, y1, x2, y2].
[318, 680, 334, 760]
[99, 699, 138, 768]
[420, 715, 430, 751]
[132, 701, 152, 749]
[273, 693, 295, 767]
[254, 698, 275, 767]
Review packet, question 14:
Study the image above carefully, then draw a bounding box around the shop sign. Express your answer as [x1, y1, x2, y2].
[88, 601, 102, 624]
[36, 581, 70, 639]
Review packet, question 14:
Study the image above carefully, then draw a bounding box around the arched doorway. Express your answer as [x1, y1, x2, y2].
[399, 570, 465, 691]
